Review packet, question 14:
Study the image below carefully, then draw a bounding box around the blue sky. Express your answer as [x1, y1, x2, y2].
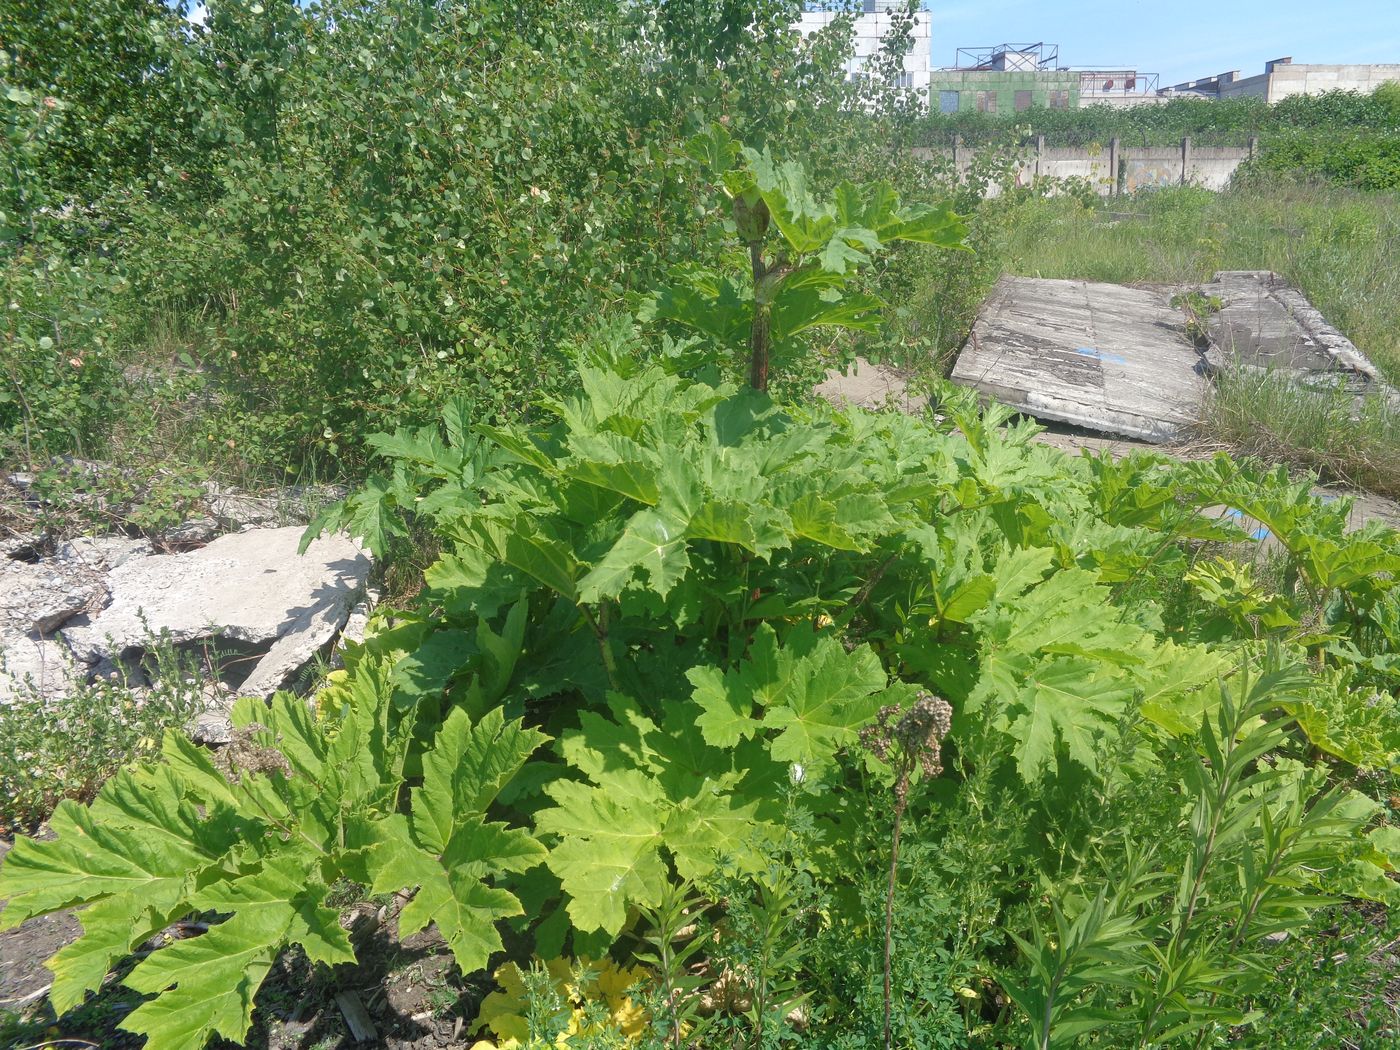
[923, 0, 1400, 87]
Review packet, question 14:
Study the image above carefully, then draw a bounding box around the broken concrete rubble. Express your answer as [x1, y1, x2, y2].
[0, 525, 373, 720]
[0, 630, 79, 703]
[0, 557, 104, 635]
[62, 526, 370, 673]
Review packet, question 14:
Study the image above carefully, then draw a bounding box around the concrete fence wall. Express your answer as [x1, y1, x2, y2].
[911, 137, 1258, 196]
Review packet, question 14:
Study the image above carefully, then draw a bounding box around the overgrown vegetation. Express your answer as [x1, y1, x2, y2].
[2, 2, 1399, 1048]
[0, 635, 208, 835]
[914, 82, 1400, 147]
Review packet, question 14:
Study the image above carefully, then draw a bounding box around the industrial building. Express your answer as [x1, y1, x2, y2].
[927, 43, 1164, 113]
[1163, 58, 1400, 102]
[928, 43, 1399, 113]
[797, 1, 931, 93]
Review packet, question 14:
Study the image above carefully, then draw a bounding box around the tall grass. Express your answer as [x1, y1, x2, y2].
[997, 183, 1400, 383]
[1202, 368, 1400, 496]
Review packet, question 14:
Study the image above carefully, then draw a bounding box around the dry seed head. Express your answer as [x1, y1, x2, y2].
[860, 692, 953, 779]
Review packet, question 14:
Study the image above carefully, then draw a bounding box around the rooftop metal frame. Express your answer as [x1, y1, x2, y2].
[953, 42, 1060, 71]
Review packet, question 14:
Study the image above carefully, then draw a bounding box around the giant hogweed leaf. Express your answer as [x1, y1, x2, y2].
[578, 506, 690, 601]
[0, 765, 244, 1014]
[972, 565, 1147, 704]
[121, 854, 353, 1047]
[643, 276, 752, 347]
[744, 146, 833, 253]
[0, 767, 239, 926]
[366, 707, 547, 973]
[764, 635, 888, 766]
[1134, 640, 1235, 737]
[413, 706, 548, 854]
[887, 200, 969, 248]
[787, 492, 865, 551]
[1004, 658, 1135, 781]
[540, 697, 768, 933]
[300, 473, 407, 558]
[832, 180, 903, 241]
[685, 498, 791, 558]
[462, 518, 581, 600]
[46, 895, 174, 1015]
[689, 626, 887, 768]
[371, 815, 543, 974]
[564, 430, 661, 505]
[538, 770, 670, 934]
[424, 544, 532, 621]
[771, 281, 883, 341]
[818, 225, 881, 274]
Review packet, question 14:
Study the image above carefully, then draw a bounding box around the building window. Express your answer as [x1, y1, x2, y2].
[889, 71, 913, 90]
[939, 90, 960, 114]
[974, 90, 997, 114]
[1048, 89, 1070, 109]
[1014, 90, 1033, 112]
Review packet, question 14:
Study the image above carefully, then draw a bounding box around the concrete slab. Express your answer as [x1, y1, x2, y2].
[950, 276, 1206, 442]
[1199, 271, 1397, 403]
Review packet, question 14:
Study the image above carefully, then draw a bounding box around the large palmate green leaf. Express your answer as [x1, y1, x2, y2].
[368, 706, 548, 972]
[0, 660, 547, 1050]
[688, 625, 888, 768]
[538, 695, 769, 934]
[122, 855, 354, 1047]
[1004, 658, 1135, 781]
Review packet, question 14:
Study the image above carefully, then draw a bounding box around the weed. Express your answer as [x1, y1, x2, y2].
[0, 634, 207, 833]
[1202, 367, 1400, 497]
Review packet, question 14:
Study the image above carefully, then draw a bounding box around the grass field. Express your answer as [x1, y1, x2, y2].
[993, 183, 1400, 494]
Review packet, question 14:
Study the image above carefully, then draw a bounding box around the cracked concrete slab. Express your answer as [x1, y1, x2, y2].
[1200, 271, 1397, 403]
[950, 275, 1207, 442]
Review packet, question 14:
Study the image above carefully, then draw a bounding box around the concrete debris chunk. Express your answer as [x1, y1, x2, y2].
[57, 535, 152, 572]
[206, 492, 281, 530]
[0, 558, 103, 635]
[61, 526, 372, 698]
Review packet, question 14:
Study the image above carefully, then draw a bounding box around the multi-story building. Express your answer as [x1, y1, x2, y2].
[796, 2, 931, 93]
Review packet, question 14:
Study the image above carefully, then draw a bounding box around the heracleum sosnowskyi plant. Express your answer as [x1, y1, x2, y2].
[644, 125, 968, 392]
[5, 338, 1400, 1047]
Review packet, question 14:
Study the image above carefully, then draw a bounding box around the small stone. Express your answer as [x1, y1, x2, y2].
[161, 517, 219, 545]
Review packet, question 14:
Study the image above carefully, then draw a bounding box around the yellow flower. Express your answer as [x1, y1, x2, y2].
[472, 957, 652, 1046]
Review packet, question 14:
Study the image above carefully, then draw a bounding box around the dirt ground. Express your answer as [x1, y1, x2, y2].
[0, 839, 81, 1015]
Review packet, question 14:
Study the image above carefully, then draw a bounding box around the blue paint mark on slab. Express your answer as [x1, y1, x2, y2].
[1223, 508, 1270, 541]
[1073, 347, 1128, 366]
